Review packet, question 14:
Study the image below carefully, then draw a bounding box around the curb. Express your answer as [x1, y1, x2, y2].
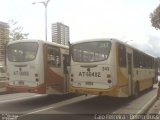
[138, 95, 157, 114]
[132, 95, 157, 120]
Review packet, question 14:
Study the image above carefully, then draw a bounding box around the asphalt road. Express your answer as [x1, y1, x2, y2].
[0, 93, 78, 113]
[31, 87, 156, 115]
[0, 86, 157, 120]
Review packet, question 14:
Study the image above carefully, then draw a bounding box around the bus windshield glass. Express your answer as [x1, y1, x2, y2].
[72, 41, 111, 62]
[7, 42, 39, 62]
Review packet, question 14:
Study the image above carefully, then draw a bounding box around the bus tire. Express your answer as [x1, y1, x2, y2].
[134, 82, 139, 97]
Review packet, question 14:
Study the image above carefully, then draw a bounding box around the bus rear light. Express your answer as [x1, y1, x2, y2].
[107, 74, 111, 78]
[71, 74, 74, 77]
[108, 80, 112, 84]
[71, 79, 74, 82]
[35, 78, 39, 82]
[35, 73, 39, 77]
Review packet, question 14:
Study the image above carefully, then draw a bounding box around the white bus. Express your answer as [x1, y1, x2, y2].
[6, 40, 70, 94]
[69, 38, 156, 97]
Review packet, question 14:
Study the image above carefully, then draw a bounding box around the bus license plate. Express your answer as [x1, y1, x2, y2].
[86, 82, 93, 85]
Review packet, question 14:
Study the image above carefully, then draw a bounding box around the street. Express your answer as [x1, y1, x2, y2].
[0, 93, 77, 113]
[0, 86, 157, 120]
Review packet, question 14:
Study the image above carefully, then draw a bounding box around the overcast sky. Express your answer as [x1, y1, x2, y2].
[1, 0, 160, 56]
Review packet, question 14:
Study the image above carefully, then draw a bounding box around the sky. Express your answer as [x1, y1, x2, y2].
[1, 0, 160, 56]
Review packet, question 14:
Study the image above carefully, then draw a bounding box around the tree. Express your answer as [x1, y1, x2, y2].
[150, 4, 160, 30]
[9, 19, 29, 41]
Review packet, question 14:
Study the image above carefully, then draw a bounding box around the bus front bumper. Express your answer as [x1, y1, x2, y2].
[69, 86, 118, 96]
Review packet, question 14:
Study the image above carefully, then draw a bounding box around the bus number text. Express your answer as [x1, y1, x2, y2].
[14, 71, 29, 76]
[79, 72, 101, 77]
[102, 67, 109, 71]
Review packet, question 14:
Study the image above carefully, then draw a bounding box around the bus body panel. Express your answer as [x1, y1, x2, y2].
[44, 44, 69, 94]
[7, 62, 44, 87]
[7, 40, 69, 94]
[45, 66, 64, 94]
[70, 38, 156, 97]
[7, 41, 45, 93]
[71, 64, 113, 89]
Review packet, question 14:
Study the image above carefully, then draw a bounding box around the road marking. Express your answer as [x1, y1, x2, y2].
[0, 94, 42, 103]
[28, 95, 96, 114]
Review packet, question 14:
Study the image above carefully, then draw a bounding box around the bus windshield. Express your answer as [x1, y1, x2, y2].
[7, 42, 39, 62]
[72, 41, 111, 62]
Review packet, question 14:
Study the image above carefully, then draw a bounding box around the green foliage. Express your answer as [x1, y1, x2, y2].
[150, 4, 160, 30]
[9, 19, 29, 41]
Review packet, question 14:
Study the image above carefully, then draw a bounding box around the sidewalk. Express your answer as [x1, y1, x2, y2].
[147, 82, 160, 114]
[147, 84, 160, 114]
[147, 98, 160, 114]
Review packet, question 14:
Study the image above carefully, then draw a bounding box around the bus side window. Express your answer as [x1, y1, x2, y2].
[47, 46, 61, 67]
[133, 50, 139, 68]
[118, 44, 126, 67]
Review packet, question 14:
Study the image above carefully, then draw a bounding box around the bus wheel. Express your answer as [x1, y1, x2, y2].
[134, 82, 139, 97]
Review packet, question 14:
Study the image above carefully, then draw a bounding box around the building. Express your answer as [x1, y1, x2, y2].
[0, 21, 9, 65]
[52, 22, 69, 46]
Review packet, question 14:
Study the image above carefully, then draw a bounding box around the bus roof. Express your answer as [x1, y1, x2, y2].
[71, 38, 156, 58]
[7, 39, 69, 49]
